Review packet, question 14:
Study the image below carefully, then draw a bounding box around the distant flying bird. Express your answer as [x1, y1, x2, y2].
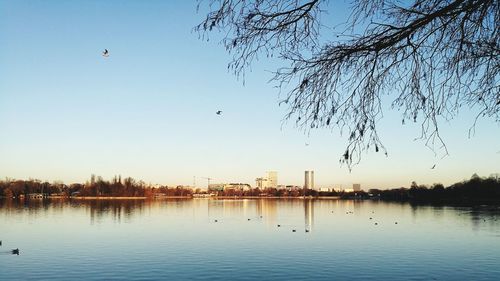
[216, 110, 222, 115]
[102, 49, 109, 57]
[431, 164, 436, 169]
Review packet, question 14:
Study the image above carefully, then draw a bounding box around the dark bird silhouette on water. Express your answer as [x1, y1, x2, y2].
[216, 110, 223, 115]
[292, 229, 296, 232]
[305, 229, 310, 233]
[11, 248, 19, 255]
[0, 240, 2, 246]
[102, 49, 109, 57]
[277, 224, 281, 227]
[431, 164, 436, 169]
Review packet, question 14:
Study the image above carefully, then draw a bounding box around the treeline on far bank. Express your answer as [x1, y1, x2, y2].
[0, 175, 321, 198]
[0, 174, 499, 204]
[366, 174, 500, 204]
[0, 175, 330, 198]
[0, 175, 191, 198]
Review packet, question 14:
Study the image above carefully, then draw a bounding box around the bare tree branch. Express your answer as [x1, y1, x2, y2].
[196, 0, 500, 169]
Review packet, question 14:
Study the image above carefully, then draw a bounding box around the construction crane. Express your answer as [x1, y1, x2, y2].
[200, 177, 213, 187]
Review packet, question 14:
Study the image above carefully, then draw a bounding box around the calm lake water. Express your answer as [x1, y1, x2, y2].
[1, 198, 499, 280]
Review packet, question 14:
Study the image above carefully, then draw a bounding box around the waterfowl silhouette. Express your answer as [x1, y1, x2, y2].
[292, 229, 296, 232]
[216, 110, 223, 115]
[12, 248, 19, 255]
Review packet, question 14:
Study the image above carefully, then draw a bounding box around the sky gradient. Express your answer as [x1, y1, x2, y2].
[1, 0, 499, 189]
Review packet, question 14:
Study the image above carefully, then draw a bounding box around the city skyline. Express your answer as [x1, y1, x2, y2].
[1, 1, 499, 189]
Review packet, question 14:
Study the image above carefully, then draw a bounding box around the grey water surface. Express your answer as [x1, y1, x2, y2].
[0, 199, 499, 280]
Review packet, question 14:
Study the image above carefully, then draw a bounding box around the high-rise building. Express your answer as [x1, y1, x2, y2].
[256, 171, 278, 188]
[353, 184, 361, 192]
[255, 177, 268, 189]
[266, 171, 278, 188]
[304, 170, 314, 189]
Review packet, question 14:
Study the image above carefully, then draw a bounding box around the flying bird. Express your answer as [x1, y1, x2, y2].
[216, 110, 223, 115]
[431, 164, 436, 169]
[102, 49, 109, 57]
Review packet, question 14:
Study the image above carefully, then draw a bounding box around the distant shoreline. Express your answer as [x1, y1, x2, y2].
[0, 195, 343, 200]
[67, 196, 342, 200]
[71, 196, 148, 200]
[2, 196, 500, 206]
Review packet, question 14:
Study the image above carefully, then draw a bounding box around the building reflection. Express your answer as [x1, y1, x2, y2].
[257, 199, 277, 226]
[304, 199, 314, 232]
[205, 199, 278, 225]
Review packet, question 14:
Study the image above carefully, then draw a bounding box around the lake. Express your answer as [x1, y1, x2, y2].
[1, 198, 499, 280]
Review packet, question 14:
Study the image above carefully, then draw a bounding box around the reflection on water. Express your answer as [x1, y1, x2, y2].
[305, 199, 314, 232]
[1, 198, 499, 230]
[0, 198, 499, 281]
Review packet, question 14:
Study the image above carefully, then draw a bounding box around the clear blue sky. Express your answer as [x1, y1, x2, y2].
[1, 0, 498, 189]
